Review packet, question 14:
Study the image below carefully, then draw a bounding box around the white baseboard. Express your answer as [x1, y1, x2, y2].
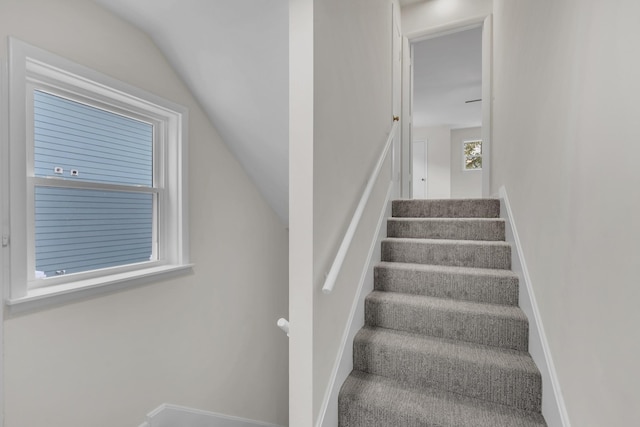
[141, 404, 284, 427]
[498, 186, 571, 427]
[316, 181, 394, 427]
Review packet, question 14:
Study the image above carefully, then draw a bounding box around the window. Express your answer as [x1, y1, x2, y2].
[5, 38, 190, 307]
[463, 139, 482, 171]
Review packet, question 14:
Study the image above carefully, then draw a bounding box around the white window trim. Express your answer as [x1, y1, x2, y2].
[4, 38, 191, 310]
[462, 139, 483, 172]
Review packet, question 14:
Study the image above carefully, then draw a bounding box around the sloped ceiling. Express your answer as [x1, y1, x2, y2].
[92, 0, 290, 224]
[412, 26, 482, 129]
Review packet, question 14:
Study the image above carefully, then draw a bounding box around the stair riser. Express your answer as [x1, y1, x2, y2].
[387, 219, 505, 241]
[338, 372, 547, 427]
[338, 398, 438, 427]
[339, 398, 431, 427]
[365, 298, 529, 351]
[392, 199, 500, 218]
[382, 240, 512, 270]
[374, 266, 519, 305]
[354, 341, 542, 412]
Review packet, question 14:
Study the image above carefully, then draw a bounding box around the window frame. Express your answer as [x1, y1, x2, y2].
[5, 38, 191, 308]
[462, 139, 483, 171]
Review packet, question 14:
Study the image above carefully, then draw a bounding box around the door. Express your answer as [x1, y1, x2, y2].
[412, 140, 427, 199]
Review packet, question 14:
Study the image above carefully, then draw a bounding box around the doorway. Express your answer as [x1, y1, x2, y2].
[403, 17, 492, 200]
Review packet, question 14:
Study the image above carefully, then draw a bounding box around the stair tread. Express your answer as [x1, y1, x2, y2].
[374, 262, 520, 305]
[388, 217, 506, 223]
[376, 261, 518, 278]
[339, 370, 546, 427]
[366, 290, 527, 320]
[383, 237, 511, 246]
[355, 326, 538, 374]
[387, 217, 506, 241]
[392, 199, 501, 219]
[382, 238, 512, 270]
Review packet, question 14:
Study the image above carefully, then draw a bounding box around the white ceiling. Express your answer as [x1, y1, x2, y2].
[92, 0, 290, 223]
[412, 27, 482, 129]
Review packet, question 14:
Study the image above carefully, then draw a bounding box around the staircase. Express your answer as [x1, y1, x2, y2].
[338, 199, 547, 427]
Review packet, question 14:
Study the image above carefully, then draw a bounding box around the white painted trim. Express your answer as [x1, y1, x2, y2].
[481, 15, 493, 197]
[401, 35, 412, 198]
[143, 403, 284, 427]
[405, 15, 487, 41]
[6, 263, 193, 312]
[499, 186, 571, 427]
[322, 122, 398, 294]
[316, 181, 394, 427]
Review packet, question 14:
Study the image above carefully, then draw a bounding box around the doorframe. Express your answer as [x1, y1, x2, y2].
[402, 14, 493, 198]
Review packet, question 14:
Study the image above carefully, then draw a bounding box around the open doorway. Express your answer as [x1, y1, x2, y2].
[408, 26, 485, 199]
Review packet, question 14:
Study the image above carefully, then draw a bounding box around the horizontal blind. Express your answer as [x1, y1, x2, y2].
[32, 90, 155, 278]
[35, 187, 153, 277]
[34, 90, 153, 186]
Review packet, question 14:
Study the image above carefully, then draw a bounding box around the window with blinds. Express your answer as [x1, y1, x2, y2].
[7, 38, 189, 306]
[33, 90, 155, 279]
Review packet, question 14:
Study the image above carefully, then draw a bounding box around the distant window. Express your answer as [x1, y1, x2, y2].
[463, 139, 482, 170]
[5, 38, 191, 306]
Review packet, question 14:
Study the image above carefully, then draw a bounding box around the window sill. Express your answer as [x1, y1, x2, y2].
[6, 264, 194, 313]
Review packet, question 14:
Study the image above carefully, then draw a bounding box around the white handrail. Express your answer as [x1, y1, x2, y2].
[322, 121, 399, 294]
[277, 318, 290, 336]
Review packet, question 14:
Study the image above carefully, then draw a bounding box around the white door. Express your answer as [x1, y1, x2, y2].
[412, 140, 427, 199]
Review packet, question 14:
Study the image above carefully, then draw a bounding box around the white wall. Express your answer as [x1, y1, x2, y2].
[312, 0, 395, 418]
[289, 0, 399, 424]
[288, 0, 314, 425]
[450, 127, 482, 198]
[413, 126, 451, 199]
[0, 1, 289, 426]
[492, 0, 640, 425]
[401, 0, 493, 38]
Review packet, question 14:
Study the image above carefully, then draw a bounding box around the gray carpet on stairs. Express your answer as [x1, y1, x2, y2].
[338, 199, 547, 426]
[339, 371, 547, 427]
[387, 218, 506, 241]
[382, 238, 512, 269]
[365, 291, 529, 351]
[392, 199, 501, 218]
[353, 327, 541, 411]
[374, 262, 519, 305]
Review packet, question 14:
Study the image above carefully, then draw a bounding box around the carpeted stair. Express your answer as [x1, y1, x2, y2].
[338, 199, 547, 427]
